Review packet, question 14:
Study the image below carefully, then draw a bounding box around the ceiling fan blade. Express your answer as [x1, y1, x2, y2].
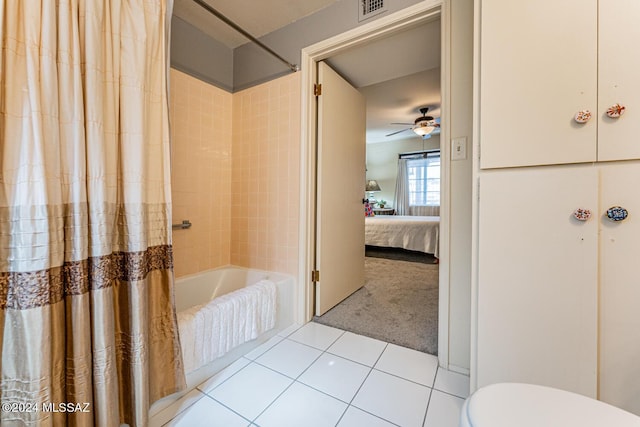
[385, 128, 411, 137]
[390, 122, 414, 125]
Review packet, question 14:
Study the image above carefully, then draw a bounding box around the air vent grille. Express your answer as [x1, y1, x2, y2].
[359, 0, 386, 21]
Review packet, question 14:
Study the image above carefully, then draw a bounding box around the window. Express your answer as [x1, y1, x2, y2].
[407, 153, 440, 206]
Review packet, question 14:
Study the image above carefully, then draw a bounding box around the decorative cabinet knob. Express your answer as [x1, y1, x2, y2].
[606, 206, 629, 222]
[574, 110, 592, 124]
[573, 208, 592, 221]
[606, 103, 626, 118]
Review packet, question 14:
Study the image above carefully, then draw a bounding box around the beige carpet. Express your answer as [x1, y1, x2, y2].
[313, 256, 439, 355]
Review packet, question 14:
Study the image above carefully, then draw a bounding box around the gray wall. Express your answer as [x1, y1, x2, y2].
[233, 0, 422, 91]
[171, 0, 423, 92]
[170, 16, 234, 92]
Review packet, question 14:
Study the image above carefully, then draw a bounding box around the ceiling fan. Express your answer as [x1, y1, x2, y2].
[386, 107, 440, 139]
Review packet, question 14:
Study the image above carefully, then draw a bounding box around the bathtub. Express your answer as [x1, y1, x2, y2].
[173, 266, 295, 389]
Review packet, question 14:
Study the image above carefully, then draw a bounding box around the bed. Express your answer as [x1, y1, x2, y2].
[365, 215, 440, 258]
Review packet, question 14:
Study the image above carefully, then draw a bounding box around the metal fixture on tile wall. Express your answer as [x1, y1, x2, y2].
[191, 0, 299, 72]
[172, 220, 193, 230]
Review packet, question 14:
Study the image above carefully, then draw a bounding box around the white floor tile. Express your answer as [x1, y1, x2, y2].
[337, 406, 396, 427]
[277, 323, 302, 337]
[375, 344, 438, 386]
[254, 382, 347, 427]
[208, 363, 292, 421]
[166, 396, 250, 427]
[298, 353, 371, 402]
[433, 369, 470, 399]
[423, 390, 465, 427]
[352, 369, 431, 427]
[197, 357, 251, 393]
[244, 336, 284, 361]
[327, 332, 387, 367]
[288, 322, 344, 350]
[149, 389, 204, 427]
[256, 339, 322, 378]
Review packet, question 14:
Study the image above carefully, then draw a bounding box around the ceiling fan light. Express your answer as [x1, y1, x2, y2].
[413, 121, 435, 136]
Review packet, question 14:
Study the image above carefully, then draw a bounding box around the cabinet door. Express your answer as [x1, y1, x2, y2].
[599, 163, 640, 415]
[598, 1, 640, 161]
[479, 0, 598, 169]
[477, 167, 598, 397]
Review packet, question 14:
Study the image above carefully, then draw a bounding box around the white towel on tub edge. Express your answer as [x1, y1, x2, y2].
[177, 279, 277, 374]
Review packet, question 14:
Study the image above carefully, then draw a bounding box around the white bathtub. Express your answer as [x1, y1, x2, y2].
[174, 266, 295, 387]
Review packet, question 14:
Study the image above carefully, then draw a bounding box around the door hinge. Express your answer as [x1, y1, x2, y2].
[314, 83, 322, 96]
[311, 270, 320, 282]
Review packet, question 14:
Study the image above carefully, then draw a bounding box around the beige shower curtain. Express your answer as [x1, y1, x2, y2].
[0, 1, 185, 426]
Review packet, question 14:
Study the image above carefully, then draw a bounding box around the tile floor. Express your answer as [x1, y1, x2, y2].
[151, 323, 469, 427]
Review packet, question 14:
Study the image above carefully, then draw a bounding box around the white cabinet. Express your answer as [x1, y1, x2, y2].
[476, 163, 640, 414]
[598, 0, 640, 161]
[477, 167, 599, 397]
[598, 163, 640, 414]
[475, 0, 640, 414]
[479, 0, 640, 169]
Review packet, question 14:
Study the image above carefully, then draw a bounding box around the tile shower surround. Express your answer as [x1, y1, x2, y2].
[169, 70, 301, 278]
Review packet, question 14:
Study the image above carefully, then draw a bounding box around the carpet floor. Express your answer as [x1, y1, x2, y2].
[313, 253, 439, 355]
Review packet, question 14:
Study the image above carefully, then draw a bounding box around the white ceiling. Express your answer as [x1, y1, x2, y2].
[359, 68, 441, 144]
[326, 19, 441, 144]
[173, 0, 341, 48]
[172, 1, 441, 144]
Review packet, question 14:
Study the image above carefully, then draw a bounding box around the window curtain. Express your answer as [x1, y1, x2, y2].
[409, 205, 440, 216]
[0, 1, 185, 425]
[394, 159, 410, 215]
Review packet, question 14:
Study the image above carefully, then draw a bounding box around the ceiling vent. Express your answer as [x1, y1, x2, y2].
[359, 0, 387, 22]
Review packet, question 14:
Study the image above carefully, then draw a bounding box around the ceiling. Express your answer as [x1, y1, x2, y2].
[359, 68, 441, 144]
[326, 19, 441, 144]
[173, 0, 441, 145]
[173, 0, 341, 48]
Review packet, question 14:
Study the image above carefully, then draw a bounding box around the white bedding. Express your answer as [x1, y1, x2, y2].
[365, 215, 440, 258]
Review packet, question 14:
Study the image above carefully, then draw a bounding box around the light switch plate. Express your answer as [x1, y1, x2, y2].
[452, 137, 467, 160]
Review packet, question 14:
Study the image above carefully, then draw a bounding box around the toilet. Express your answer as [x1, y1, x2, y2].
[460, 383, 640, 427]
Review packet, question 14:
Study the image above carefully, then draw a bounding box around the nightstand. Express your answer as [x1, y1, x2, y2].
[372, 208, 394, 215]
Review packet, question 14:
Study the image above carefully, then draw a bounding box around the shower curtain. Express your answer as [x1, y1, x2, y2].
[0, 1, 185, 426]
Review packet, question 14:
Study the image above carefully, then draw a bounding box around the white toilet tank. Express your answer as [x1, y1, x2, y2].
[461, 383, 640, 427]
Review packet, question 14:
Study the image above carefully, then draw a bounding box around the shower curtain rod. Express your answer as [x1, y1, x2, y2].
[191, 0, 299, 72]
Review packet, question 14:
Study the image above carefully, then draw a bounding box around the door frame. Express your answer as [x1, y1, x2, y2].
[297, 0, 452, 369]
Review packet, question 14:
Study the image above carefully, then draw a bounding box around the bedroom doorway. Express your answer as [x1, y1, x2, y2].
[315, 115, 441, 355]
[299, 2, 451, 364]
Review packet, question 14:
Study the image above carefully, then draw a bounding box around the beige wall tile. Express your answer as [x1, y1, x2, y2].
[169, 69, 232, 278]
[170, 69, 301, 279]
[229, 72, 301, 277]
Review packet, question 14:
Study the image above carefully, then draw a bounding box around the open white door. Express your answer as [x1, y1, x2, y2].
[315, 61, 366, 316]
